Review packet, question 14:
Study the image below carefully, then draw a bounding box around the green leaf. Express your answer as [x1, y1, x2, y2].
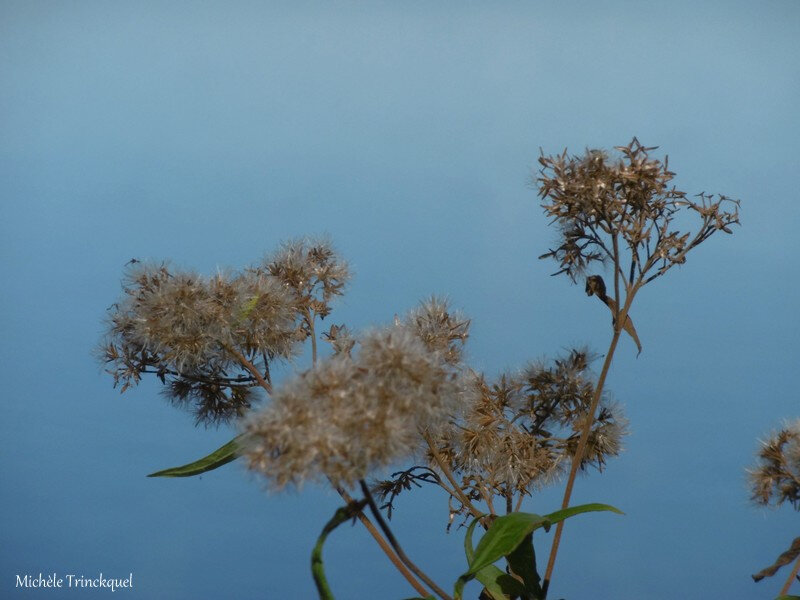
[776, 596, 800, 600]
[506, 533, 543, 598]
[454, 503, 622, 599]
[466, 512, 547, 577]
[541, 502, 624, 527]
[462, 517, 526, 600]
[475, 564, 527, 600]
[463, 515, 484, 564]
[147, 435, 244, 477]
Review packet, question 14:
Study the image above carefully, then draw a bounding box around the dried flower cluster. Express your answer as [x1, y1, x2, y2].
[749, 420, 800, 508]
[261, 237, 351, 331]
[100, 237, 349, 424]
[242, 300, 474, 490]
[427, 349, 625, 510]
[537, 138, 740, 287]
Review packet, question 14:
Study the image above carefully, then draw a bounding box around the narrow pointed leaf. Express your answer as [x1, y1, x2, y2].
[542, 502, 624, 526]
[463, 515, 484, 564]
[147, 435, 244, 477]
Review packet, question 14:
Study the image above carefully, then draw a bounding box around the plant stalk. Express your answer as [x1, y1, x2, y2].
[780, 554, 800, 596]
[335, 486, 430, 597]
[423, 431, 485, 521]
[541, 284, 637, 595]
[359, 480, 453, 600]
[225, 345, 273, 394]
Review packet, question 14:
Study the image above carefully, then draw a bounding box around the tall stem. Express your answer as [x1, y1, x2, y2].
[541, 286, 635, 596]
[780, 554, 800, 596]
[359, 480, 453, 600]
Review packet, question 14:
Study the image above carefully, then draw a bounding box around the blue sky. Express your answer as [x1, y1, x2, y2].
[1, 2, 798, 599]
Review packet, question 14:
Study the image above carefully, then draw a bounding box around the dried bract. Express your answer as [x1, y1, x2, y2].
[401, 296, 470, 366]
[260, 236, 351, 325]
[749, 420, 800, 508]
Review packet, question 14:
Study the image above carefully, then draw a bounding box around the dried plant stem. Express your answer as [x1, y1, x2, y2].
[335, 486, 430, 597]
[780, 554, 800, 596]
[542, 294, 631, 596]
[224, 344, 273, 394]
[480, 486, 497, 515]
[306, 307, 318, 365]
[359, 480, 453, 600]
[422, 431, 485, 521]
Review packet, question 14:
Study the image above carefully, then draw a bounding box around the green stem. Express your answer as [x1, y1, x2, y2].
[311, 500, 368, 600]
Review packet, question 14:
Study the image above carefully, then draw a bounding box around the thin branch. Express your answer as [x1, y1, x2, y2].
[359, 480, 453, 600]
[306, 307, 318, 366]
[335, 486, 429, 598]
[139, 367, 256, 386]
[781, 554, 800, 596]
[223, 344, 273, 394]
[261, 350, 272, 387]
[422, 431, 485, 521]
[478, 486, 497, 516]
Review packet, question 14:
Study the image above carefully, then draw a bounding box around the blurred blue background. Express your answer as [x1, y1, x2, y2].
[1, 2, 798, 598]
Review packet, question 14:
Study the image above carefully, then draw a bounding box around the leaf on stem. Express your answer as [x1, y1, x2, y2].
[147, 435, 243, 477]
[455, 503, 622, 598]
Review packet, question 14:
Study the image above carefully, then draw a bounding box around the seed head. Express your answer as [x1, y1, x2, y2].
[242, 323, 472, 490]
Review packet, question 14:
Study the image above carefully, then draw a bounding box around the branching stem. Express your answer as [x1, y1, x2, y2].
[223, 345, 272, 394]
[422, 431, 485, 521]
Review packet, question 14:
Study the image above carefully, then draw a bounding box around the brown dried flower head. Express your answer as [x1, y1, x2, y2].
[432, 349, 626, 500]
[537, 138, 740, 286]
[242, 314, 474, 491]
[259, 236, 350, 323]
[99, 238, 350, 425]
[749, 419, 800, 508]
